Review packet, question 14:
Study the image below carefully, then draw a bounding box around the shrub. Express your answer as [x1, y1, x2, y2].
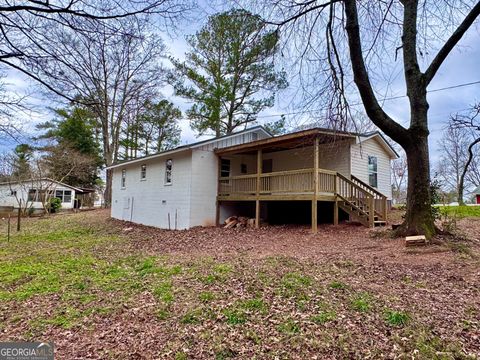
[47, 197, 62, 213]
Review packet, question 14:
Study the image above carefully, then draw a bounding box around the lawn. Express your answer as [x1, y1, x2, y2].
[0, 210, 479, 359]
[440, 205, 480, 219]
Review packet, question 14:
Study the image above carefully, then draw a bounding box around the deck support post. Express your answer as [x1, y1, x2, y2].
[216, 156, 222, 226]
[312, 137, 319, 233]
[368, 195, 375, 228]
[255, 149, 262, 228]
[333, 200, 338, 225]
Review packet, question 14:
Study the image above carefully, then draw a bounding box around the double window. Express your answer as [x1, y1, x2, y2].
[140, 164, 147, 180]
[368, 156, 378, 188]
[55, 190, 72, 203]
[27, 189, 47, 202]
[165, 159, 173, 184]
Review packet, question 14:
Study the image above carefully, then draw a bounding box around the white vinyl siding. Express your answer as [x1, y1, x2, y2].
[350, 138, 392, 199]
[111, 151, 192, 229]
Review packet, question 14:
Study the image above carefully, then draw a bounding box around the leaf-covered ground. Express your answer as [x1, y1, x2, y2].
[0, 209, 479, 359]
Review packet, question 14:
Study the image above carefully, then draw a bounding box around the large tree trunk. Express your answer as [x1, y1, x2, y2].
[104, 168, 113, 208]
[401, 133, 436, 238]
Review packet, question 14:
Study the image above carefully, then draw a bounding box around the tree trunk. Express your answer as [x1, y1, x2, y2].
[104, 168, 113, 208]
[400, 134, 436, 238]
[458, 137, 480, 205]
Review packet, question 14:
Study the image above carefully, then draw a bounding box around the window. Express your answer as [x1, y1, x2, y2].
[27, 189, 47, 202]
[240, 163, 247, 174]
[165, 159, 173, 184]
[55, 190, 72, 203]
[368, 156, 378, 188]
[220, 158, 231, 178]
[140, 164, 147, 180]
[27, 189, 37, 202]
[121, 169, 126, 188]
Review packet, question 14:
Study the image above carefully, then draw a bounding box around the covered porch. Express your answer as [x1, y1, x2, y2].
[215, 128, 388, 232]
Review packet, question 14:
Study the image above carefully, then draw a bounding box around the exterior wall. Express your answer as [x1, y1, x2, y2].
[189, 149, 218, 227]
[111, 151, 192, 229]
[0, 182, 76, 210]
[223, 141, 352, 176]
[350, 138, 393, 199]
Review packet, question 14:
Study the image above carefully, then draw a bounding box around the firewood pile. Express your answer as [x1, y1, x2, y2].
[223, 216, 256, 228]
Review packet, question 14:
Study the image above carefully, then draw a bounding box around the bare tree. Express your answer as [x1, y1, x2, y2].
[245, 0, 480, 237]
[24, 18, 167, 205]
[436, 125, 470, 201]
[392, 147, 407, 204]
[450, 104, 480, 205]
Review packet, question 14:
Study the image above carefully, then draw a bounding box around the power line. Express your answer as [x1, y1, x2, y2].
[257, 79, 480, 119]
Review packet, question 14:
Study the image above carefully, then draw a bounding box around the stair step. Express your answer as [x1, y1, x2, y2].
[374, 220, 387, 227]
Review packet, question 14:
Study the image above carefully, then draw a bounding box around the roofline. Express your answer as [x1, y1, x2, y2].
[358, 131, 399, 159]
[0, 177, 82, 192]
[215, 127, 358, 155]
[106, 125, 273, 170]
[106, 147, 191, 170]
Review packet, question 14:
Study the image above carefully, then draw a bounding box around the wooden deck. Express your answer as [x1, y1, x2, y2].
[217, 167, 388, 230]
[216, 138, 388, 232]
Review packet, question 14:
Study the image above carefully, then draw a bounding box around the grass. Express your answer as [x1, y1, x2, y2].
[0, 211, 477, 358]
[439, 205, 480, 218]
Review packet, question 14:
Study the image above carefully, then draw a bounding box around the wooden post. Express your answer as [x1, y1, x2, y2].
[368, 195, 375, 228]
[312, 137, 319, 233]
[7, 214, 11, 242]
[216, 156, 222, 226]
[382, 197, 388, 222]
[333, 200, 339, 225]
[17, 199, 21, 232]
[255, 149, 262, 228]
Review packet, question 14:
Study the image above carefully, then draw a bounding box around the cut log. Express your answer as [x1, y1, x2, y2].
[405, 235, 427, 247]
[247, 218, 256, 228]
[224, 220, 238, 229]
[224, 216, 238, 225]
[238, 216, 248, 225]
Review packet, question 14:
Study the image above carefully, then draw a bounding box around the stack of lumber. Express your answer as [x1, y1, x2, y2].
[223, 216, 256, 228]
[405, 235, 428, 247]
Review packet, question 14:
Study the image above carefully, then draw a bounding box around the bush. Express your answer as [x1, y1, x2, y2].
[47, 197, 62, 213]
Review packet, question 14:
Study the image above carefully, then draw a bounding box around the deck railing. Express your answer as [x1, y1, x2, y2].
[218, 168, 388, 226]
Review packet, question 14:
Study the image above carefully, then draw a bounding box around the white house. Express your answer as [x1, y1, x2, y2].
[108, 126, 398, 231]
[0, 178, 98, 213]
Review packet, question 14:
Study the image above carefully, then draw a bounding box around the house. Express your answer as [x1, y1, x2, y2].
[474, 186, 480, 205]
[108, 126, 398, 232]
[0, 178, 96, 213]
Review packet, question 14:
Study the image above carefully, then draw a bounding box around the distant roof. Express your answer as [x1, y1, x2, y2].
[107, 125, 272, 170]
[0, 178, 83, 192]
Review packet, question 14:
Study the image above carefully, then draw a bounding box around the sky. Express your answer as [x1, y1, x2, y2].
[2, 2, 480, 166]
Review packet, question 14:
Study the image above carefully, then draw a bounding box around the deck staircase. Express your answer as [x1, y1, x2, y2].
[336, 174, 388, 227]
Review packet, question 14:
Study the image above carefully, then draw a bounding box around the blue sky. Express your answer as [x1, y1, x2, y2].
[3, 2, 480, 165]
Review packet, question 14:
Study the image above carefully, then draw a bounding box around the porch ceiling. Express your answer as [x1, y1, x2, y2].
[215, 128, 356, 155]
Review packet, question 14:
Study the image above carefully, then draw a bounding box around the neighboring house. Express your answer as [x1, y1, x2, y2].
[474, 187, 480, 205]
[108, 126, 398, 231]
[0, 178, 96, 212]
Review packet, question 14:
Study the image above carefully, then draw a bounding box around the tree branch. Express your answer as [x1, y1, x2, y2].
[424, 1, 480, 85]
[344, 0, 409, 145]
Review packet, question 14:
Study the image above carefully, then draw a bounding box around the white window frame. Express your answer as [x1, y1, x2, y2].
[121, 169, 126, 189]
[140, 164, 147, 180]
[165, 159, 173, 185]
[368, 155, 378, 188]
[55, 189, 72, 203]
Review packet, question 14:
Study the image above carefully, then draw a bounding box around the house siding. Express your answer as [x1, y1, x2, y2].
[0, 182, 76, 210]
[111, 151, 192, 229]
[189, 149, 218, 227]
[350, 138, 393, 199]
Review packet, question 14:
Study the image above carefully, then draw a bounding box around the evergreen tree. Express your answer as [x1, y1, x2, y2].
[170, 9, 287, 136]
